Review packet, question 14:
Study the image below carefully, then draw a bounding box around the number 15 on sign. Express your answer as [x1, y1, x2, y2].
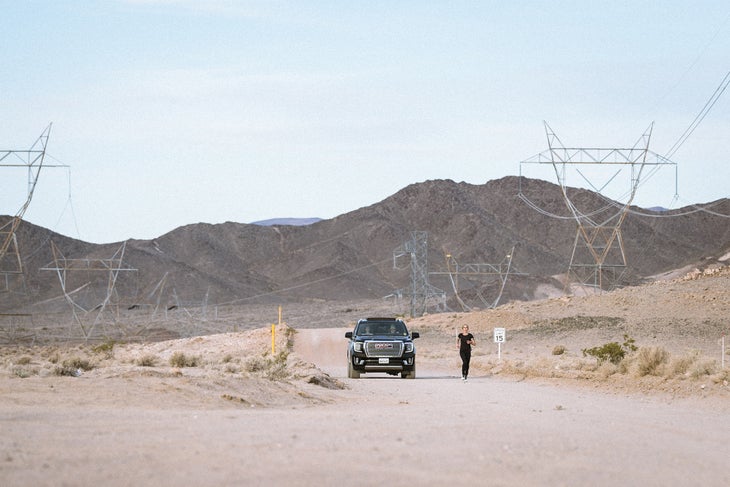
[493, 328, 506, 360]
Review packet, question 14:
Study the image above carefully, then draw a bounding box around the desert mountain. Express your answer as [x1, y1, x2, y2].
[2, 176, 729, 314]
[251, 217, 323, 226]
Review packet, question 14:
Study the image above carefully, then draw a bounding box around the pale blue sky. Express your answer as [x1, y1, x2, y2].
[2, 0, 729, 243]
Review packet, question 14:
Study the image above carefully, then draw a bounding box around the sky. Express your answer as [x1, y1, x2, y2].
[2, 0, 729, 244]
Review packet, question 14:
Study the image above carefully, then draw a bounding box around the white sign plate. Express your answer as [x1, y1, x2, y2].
[493, 327, 506, 343]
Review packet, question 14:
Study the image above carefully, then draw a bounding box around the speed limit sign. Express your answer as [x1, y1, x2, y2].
[493, 327, 506, 360]
[493, 327, 506, 343]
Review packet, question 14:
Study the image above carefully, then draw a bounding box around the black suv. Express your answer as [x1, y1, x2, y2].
[345, 317, 419, 379]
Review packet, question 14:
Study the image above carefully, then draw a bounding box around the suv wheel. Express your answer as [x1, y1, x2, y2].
[402, 364, 416, 379]
[348, 360, 360, 379]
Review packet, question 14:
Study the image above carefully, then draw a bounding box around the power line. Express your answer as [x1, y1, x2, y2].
[665, 70, 730, 159]
[216, 257, 394, 307]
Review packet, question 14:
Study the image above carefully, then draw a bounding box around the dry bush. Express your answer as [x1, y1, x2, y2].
[91, 341, 116, 360]
[169, 352, 199, 368]
[711, 368, 729, 384]
[617, 359, 631, 375]
[15, 356, 32, 365]
[51, 356, 95, 376]
[576, 358, 600, 372]
[63, 357, 94, 371]
[668, 350, 701, 377]
[494, 357, 560, 379]
[12, 365, 38, 378]
[136, 354, 158, 367]
[497, 359, 525, 375]
[596, 361, 618, 378]
[552, 345, 566, 356]
[243, 351, 290, 381]
[9, 355, 36, 378]
[53, 366, 81, 376]
[243, 355, 267, 373]
[634, 347, 669, 377]
[494, 357, 582, 379]
[689, 359, 717, 378]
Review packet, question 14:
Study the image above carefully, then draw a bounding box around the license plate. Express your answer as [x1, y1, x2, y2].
[378, 358, 389, 364]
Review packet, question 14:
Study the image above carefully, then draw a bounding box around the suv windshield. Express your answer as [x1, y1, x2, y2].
[356, 321, 407, 336]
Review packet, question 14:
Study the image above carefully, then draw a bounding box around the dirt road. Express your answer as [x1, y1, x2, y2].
[1, 328, 728, 486]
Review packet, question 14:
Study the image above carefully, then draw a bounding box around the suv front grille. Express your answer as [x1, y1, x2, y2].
[365, 341, 404, 358]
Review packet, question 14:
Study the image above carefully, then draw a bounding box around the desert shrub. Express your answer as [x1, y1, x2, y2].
[668, 350, 701, 377]
[573, 358, 598, 372]
[169, 352, 199, 368]
[12, 366, 37, 378]
[617, 359, 630, 374]
[711, 369, 729, 384]
[690, 359, 717, 378]
[53, 365, 81, 376]
[596, 360, 618, 378]
[243, 351, 290, 380]
[582, 334, 637, 365]
[512, 357, 555, 378]
[635, 347, 669, 376]
[552, 345, 566, 356]
[583, 342, 624, 365]
[16, 356, 32, 365]
[62, 357, 94, 371]
[244, 355, 267, 373]
[92, 340, 116, 358]
[136, 354, 158, 367]
[221, 354, 233, 364]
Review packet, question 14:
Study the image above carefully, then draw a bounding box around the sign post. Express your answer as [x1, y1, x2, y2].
[272, 305, 284, 355]
[271, 323, 276, 355]
[493, 327, 506, 361]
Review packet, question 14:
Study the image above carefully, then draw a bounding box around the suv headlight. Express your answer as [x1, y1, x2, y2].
[353, 342, 363, 353]
[404, 342, 414, 353]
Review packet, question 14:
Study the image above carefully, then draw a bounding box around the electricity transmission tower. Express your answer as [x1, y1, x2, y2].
[520, 122, 676, 291]
[0, 124, 67, 293]
[393, 231, 446, 318]
[431, 245, 524, 311]
[41, 240, 137, 340]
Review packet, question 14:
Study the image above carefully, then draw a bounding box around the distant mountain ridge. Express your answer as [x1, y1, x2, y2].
[2, 176, 729, 313]
[251, 218, 323, 226]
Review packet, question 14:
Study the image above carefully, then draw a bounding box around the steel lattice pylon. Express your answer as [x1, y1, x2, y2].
[0, 125, 52, 293]
[430, 245, 525, 311]
[521, 122, 677, 291]
[40, 240, 137, 340]
[393, 231, 446, 317]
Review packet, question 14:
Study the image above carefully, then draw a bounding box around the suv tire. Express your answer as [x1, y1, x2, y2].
[401, 363, 416, 379]
[348, 360, 360, 378]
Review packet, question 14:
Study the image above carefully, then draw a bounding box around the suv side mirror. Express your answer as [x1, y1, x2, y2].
[411, 332, 420, 339]
[345, 332, 353, 339]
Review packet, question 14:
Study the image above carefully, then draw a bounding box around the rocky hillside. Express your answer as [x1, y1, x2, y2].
[2, 176, 729, 313]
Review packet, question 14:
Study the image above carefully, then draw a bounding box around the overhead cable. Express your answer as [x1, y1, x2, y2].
[664, 70, 730, 159]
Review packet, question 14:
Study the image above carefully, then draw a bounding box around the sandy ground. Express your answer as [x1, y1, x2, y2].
[1, 269, 730, 486]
